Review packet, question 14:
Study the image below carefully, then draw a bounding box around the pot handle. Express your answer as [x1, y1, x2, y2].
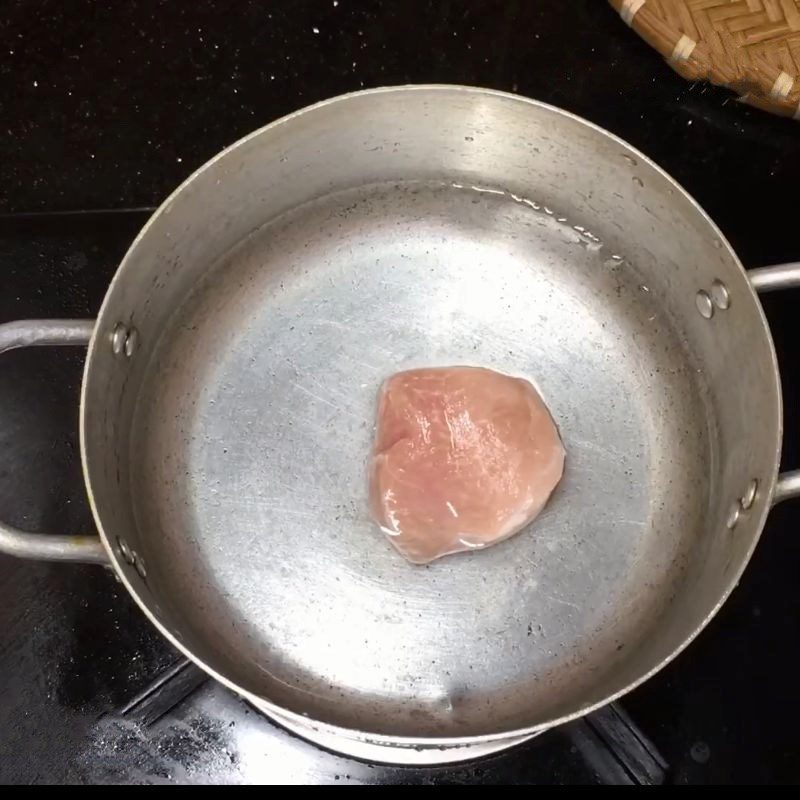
[0, 319, 108, 564]
[749, 263, 800, 506]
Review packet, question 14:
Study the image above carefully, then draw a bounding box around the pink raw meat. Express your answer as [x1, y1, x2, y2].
[368, 366, 565, 564]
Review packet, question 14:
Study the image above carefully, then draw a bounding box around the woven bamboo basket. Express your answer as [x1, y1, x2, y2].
[609, 0, 800, 120]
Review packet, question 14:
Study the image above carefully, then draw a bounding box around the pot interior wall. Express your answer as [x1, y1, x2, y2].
[81, 87, 781, 739]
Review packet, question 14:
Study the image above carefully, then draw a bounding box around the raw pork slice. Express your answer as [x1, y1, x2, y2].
[368, 366, 565, 564]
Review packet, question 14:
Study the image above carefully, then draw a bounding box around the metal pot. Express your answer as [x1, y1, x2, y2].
[2, 86, 799, 764]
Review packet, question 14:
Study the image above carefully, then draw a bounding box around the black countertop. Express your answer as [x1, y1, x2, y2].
[1, 0, 800, 785]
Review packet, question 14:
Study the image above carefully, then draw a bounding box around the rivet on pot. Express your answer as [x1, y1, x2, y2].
[111, 323, 139, 358]
[695, 290, 714, 319]
[111, 324, 127, 355]
[710, 279, 730, 311]
[134, 554, 147, 579]
[117, 536, 135, 564]
[740, 479, 759, 511]
[726, 503, 740, 530]
[124, 327, 139, 358]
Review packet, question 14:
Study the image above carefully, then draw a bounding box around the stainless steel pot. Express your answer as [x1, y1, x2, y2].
[2, 86, 799, 764]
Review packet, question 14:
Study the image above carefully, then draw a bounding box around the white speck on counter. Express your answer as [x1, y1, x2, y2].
[177, 157, 183, 163]
[32, 79, 38, 87]
[312, 26, 319, 34]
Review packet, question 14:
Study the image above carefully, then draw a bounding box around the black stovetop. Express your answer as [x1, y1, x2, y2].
[1, 0, 800, 785]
